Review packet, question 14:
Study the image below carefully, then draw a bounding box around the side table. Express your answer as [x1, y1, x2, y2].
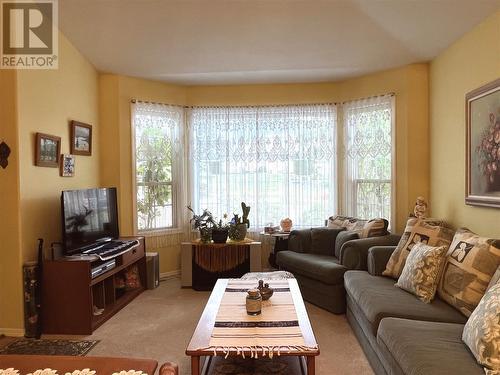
[181, 241, 262, 288]
[261, 232, 290, 268]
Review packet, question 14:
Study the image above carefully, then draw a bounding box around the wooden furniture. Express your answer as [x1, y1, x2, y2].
[42, 236, 146, 335]
[181, 241, 262, 288]
[185, 278, 319, 375]
[260, 232, 290, 268]
[0, 355, 158, 375]
[160, 362, 179, 375]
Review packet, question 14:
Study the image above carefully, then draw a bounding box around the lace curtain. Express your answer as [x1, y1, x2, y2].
[132, 102, 185, 231]
[343, 95, 394, 223]
[188, 104, 337, 228]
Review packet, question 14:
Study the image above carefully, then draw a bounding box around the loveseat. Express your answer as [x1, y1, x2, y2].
[345, 246, 483, 375]
[276, 225, 400, 313]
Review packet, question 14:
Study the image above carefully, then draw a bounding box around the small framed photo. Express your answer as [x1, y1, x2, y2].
[466, 78, 500, 208]
[60, 154, 75, 177]
[35, 133, 61, 168]
[70, 121, 92, 156]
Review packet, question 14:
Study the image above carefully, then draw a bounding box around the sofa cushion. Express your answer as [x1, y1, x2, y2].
[344, 271, 467, 335]
[310, 228, 342, 255]
[276, 251, 346, 285]
[438, 227, 500, 316]
[462, 282, 500, 373]
[377, 318, 483, 375]
[383, 217, 454, 279]
[395, 243, 448, 303]
[287, 229, 312, 253]
[334, 230, 359, 258]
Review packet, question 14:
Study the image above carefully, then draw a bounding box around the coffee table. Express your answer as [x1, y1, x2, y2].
[186, 278, 319, 375]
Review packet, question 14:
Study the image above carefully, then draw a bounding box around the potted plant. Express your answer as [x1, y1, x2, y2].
[187, 205, 213, 243]
[229, 202, 251, 241]
[211, 215, 230, 244]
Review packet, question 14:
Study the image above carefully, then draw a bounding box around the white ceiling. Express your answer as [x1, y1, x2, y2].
[58, 0, 500, 85]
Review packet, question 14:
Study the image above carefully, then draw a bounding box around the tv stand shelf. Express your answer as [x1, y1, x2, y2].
[42, 236, 146, 335]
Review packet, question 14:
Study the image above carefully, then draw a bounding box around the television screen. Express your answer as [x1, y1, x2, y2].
[61, 188, 119, 254]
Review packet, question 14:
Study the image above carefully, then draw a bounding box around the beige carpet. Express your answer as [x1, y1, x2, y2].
[49, 278, 374, 375]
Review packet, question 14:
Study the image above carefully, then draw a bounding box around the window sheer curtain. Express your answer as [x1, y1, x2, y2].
[132, 101, 186, 231]
[188, 104, 337, 229]
[343, 95, 394, 224]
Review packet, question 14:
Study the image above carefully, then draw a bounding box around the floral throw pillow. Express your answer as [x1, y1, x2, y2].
[383, 217, 454, 279]
[462, 282, 500, 374]
[395, 242, 448, 303]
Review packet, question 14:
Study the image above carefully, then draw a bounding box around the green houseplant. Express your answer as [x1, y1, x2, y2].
[187, 205, 214, 243]
[229, 202, 251, 241]
[187, 206, 230, 243]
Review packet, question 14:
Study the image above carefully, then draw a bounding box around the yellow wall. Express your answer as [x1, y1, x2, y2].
[99, 75, 186, 273]
[0, 70, 24, 334]
[430, 11, 500, 236]
[187, 63, 430, 232]
[16, 33, 100, 262]
[0, 32, 100, 333]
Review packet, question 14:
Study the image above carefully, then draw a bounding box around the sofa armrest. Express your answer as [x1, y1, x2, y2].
[160, 362, 179, 375]
[367, 246, 397, 276]
[340, 234, 401, 270]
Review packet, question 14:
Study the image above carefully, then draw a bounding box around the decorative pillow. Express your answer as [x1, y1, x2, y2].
[487, 266, 500, 292]
[327, 215, 349, 229]
[383, 217, 454, 279]
[327, 215, 387, 238]
[438, 228, 500, 316]
[360, 218, 389, 238]
[395, 243, 448, 303]
[462, 282, 500, 373]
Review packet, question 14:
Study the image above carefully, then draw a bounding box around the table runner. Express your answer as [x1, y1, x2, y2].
[202, 279, 317, 359]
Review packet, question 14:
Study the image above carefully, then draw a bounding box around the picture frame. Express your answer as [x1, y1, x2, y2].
[465, 78, 500, 208]
[70, 120, 92, 156]
[35, 132, 61, 168]
[60, 154, 75, 177]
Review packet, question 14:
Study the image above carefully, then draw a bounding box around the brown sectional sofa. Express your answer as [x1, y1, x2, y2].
[345, 246, 483, 375]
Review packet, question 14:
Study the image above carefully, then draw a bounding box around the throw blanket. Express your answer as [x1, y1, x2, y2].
[202, 279, 317, 359]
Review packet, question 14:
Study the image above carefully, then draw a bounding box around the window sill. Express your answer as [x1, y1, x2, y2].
[137, 228, 185, 237]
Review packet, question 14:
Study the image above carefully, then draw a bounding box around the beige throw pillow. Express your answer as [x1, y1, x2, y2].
[395, 243, 448, 303]
[327, 215, 387, 238]
[383, 217, 454, 279]
[462, 282, 500, 373]
[438, 228, 500, 316]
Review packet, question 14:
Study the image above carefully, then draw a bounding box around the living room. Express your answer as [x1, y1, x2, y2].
[0, 1, 499, 374]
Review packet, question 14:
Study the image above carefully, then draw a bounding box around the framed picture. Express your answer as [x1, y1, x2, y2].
[466, 78, 500, 208]
[60, 154, 75, 177]
[35, 133, 61, 168]
[70, 121, 92, 156]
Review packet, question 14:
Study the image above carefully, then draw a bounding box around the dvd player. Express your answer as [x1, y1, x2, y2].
[91, 259, 116, 279]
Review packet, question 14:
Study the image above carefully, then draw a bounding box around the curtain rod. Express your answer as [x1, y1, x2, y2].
[131, 99, 336, 108]
[131, 92, 395, 108]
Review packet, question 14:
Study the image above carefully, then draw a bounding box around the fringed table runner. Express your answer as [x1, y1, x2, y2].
[193, 245, 249, 272]
[202, 279, 317, 359]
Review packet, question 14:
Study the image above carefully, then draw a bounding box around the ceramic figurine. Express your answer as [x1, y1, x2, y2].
[414, 196, 428, 219]
[280, 217, 292, 232]
[257, 279, 274, 300]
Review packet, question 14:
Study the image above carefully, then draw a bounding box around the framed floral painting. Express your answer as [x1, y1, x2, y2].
[466, 78, 500, 208]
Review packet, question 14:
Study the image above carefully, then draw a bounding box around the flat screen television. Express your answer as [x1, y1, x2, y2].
[61, 187, 119, 255]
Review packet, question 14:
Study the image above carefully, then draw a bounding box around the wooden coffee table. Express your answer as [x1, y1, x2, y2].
[186, 278, 319, 375]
